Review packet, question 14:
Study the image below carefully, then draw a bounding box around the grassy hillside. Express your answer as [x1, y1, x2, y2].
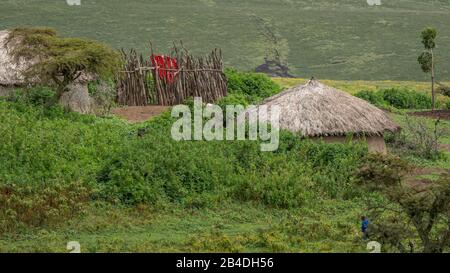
[1, 0, 450, 80]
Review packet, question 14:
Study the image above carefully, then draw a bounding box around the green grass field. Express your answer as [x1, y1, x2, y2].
[1, 0, 450, 80]
[0, 201, 368, 253]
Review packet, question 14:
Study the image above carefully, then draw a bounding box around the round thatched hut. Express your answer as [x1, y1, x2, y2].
[244, 79, 400, 154]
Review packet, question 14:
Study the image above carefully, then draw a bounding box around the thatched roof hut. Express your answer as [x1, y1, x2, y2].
[244, 79, 400, 153]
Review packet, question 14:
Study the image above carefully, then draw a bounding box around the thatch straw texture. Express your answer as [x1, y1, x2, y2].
[0, 30, 30, 86]
[243, 79, 400, 137]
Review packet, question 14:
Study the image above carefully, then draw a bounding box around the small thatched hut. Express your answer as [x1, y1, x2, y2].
[244, 79, 400, 153]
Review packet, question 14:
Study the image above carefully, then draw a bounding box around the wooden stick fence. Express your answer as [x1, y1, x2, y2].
[117, 44, 227, 106]
[116, 49, 151, 106]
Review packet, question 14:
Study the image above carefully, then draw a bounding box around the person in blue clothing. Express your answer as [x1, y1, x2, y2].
[361, 216, 370, 240]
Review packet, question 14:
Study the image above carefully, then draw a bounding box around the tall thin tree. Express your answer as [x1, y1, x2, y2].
[418, 27, 437, 111]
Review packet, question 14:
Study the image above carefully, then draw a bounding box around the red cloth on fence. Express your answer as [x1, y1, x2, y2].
[150, 55, 178, 83]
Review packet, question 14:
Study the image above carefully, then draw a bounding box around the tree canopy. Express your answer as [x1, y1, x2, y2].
[6, 27, 121, 99]
[418, 28, 437, 73]
[357, 153, 450, 253]
[417, 27, 438, 110]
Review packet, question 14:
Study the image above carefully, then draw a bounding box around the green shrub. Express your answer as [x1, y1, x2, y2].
[256, 230, 290, 252]
[230, 170, 310, 209]
[96, 118, 365, 207]
[95, 132, 234, 205]
[355, 90, 386, 108]
[355, 88, 434, 110]
[225, 68, 281, 104]
[8, 86, 56, 107]
[217, 93, 250, 108]
[382, 88, 432, 109]
[356, 153, 410, 190]
[0, 100, 129, 186]
[0, 97, 367, 210]
[301, 139, 367, 199]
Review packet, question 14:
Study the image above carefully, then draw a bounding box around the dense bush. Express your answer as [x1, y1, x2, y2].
[0, 99, 130, 232]
[96, 113, 367, 207]
[96, 134, 234, 206]
[354, 90, 386, 108]
[217, 93, 251, 108]
[355, 88, 434, 109]
[382, 88, 432, 109]
[230, 170, 311, 209]
[7, 86, 56, 107]
[224, 68, 281, 104]
[0, 90, 367, 214]
[356, 153, 410, 190]
[356, 153, 450, 253]
[0, 100, 129, 186]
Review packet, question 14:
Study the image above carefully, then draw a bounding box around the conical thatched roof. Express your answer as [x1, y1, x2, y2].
[243, 79, 400, 137]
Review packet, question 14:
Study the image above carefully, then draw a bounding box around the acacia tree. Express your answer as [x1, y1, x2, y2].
[357, 154, 450, 253]
[418, 27, 437, 111]
[6, 27, 121, 100]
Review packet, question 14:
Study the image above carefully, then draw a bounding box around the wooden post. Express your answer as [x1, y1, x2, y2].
[431, 48, 436, 112]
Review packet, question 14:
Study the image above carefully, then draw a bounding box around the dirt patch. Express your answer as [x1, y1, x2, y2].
[409, 110, 450, 121]
[255, 59, 294, 78]
[440, 143, 450, 152]
[405, 167, 449, 189]
[112, 106, 169, 123]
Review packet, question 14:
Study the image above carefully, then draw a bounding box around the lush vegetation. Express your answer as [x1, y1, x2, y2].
[274, 77, 450, 109]
[355, 88, 436, 110]
[357, 153, 450, 253]
[7, 27, 121, 99]
[274, 77, 449, 93]
[2, 0, 450, 80]
[0, 89, 367, 228]
[1, 0, 450, 253]
[219, 69, 281, 106]
[0, 94, 372, 252]
[1, 73, 449, 252]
